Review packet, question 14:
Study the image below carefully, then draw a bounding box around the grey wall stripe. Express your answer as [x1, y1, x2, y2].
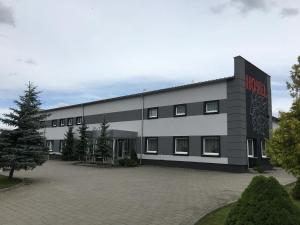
[44, 100, 227, 128]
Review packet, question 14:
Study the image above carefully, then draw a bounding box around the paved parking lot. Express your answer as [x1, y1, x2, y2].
[0, 161, 296, 225]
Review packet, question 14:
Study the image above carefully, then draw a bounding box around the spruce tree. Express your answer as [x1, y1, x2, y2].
[77, 124, 88, 161]
[62, 126, 75, 161]
[95, 119, 112, 164]
[0, 82, 48, 179]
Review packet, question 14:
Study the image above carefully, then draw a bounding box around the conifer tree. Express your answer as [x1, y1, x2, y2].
[77, 123, 88, 161]
[0, 82, 48, 179]
[62, 126, 75, 161]
[95, 119, 112, 164]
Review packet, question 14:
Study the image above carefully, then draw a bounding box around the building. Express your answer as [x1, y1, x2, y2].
[41, 56, 272, 171]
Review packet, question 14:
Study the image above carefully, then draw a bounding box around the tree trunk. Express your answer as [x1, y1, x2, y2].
[8, 165, 15, 179]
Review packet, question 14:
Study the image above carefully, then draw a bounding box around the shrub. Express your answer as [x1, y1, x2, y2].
[225, 176, 300, 225]
[253, 166, 264, 173]
[292, 178, 300, 200]
[130, 149, 138, 162]
[118, 159, 137, 167]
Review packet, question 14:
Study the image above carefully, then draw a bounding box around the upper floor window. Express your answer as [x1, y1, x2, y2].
[247, 139, 254, 157]
[204, 101, 219, 114]
[148, 107, 158, 119]
[202, 136, 220, 156]
[146, 137, 158, 154]
[59, 119, 65, 127]
[76, 116, 82, 125]
[174, 104, 187, 117]
[174, 137, 189, 155]
[67, 118, 73, 126]
[52, 120, 57, 127]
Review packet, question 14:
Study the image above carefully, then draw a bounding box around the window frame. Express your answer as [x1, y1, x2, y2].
[46, 140, 54, 152]
[59, 140, 65, 152]
[247, 139, 254, 157]
[147, 107, 158, 119]
[59, 119, 65, 127]
[261, 139, 268, 158]
[174, 104, 187, 117]
[76, 116, 82, 125]
[52, 120, 57, 127]
[201, 136, 221, 157]
[67, 118, 73, 126]
[173, 136, 189, 156]
[145, 137, 158, 154]
[204, 100, 219, 114]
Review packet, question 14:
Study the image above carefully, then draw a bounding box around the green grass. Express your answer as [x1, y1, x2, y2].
[195, 183, 300, 225]
[0, 175, 21, 189]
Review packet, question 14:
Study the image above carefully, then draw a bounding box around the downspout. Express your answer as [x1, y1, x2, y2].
[140, 92, 145, 165]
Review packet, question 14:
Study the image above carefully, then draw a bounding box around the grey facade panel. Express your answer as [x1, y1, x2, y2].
[44, 100, 228, 128]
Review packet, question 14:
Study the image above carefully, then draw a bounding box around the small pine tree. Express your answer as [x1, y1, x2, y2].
[95, 119, 112, 164]
[225, 176, 300, 225]
[0, 82, 48, 179]
[76, 124, 88, 161]
[62, 126, 75, 161]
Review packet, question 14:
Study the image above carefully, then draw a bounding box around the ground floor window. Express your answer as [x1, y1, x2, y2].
[146, 137, 158, 153]
[46, 140, 53, 152]
[59, 140, 65, 152]
[174, 137, 189, 155]
[261, 140, 268, 158]
[247, 139, 254, 157]
[202, 136, 220, 156]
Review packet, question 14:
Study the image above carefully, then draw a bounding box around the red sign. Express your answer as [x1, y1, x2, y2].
[245, 75, 267, 98]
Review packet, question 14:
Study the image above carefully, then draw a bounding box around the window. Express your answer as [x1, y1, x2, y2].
[247, 139, 254, 157]
[146, 137, 158, 154]
[261, 140, 268, 158]
[76, 116, 82, 125]
[59, 119, 65, 127]
[67, 118, 73, 126]
[204, 101, 219, 114]
[46, 140, 53, 151]
[59, 140, 65, 152]
[202, 136, 220, 156]
[52, 120, 57, 127]
[174, 137, 189, 155]
[148, 107, 158, 119]
[174, 104, 187, 117]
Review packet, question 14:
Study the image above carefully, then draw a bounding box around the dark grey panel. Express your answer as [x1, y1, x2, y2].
[52, 140, 60, 152]
[44, 99, 228, 128]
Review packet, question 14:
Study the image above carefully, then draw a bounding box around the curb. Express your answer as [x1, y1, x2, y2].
[0, 178, 25, 193]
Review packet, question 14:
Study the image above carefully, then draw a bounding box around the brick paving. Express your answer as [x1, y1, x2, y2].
[0, 161, 296, 225]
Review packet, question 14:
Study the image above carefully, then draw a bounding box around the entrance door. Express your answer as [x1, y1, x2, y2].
[118, 139, 125, 158]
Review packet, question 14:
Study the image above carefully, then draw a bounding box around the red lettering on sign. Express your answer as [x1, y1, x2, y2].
[245, 75, 267, 98]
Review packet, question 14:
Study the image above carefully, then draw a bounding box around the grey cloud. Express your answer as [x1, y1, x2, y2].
[231, 0, 268, 13]
[25, 59, 37, 65]
[0, 1, 15, 27]
[16, 58, 38, 65]
[210, 3, 228, 14]
[281, 8, 299, 17]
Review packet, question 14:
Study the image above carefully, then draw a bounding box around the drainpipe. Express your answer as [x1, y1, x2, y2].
[140, 91, 145, 165]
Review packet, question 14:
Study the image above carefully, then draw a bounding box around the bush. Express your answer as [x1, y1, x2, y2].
[292, 178, 300, 200]
[225, 176, 300, 225]
[130, 149, 138, 162]
[118, 159, 137, 167]
[253, 166, 264, 173]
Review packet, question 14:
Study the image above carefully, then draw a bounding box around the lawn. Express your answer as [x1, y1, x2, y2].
[195, 183, 300, 225]
[0, 175, 22, 189]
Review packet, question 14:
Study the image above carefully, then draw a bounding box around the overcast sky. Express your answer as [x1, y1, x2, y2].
[0, 0, 299, 128]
